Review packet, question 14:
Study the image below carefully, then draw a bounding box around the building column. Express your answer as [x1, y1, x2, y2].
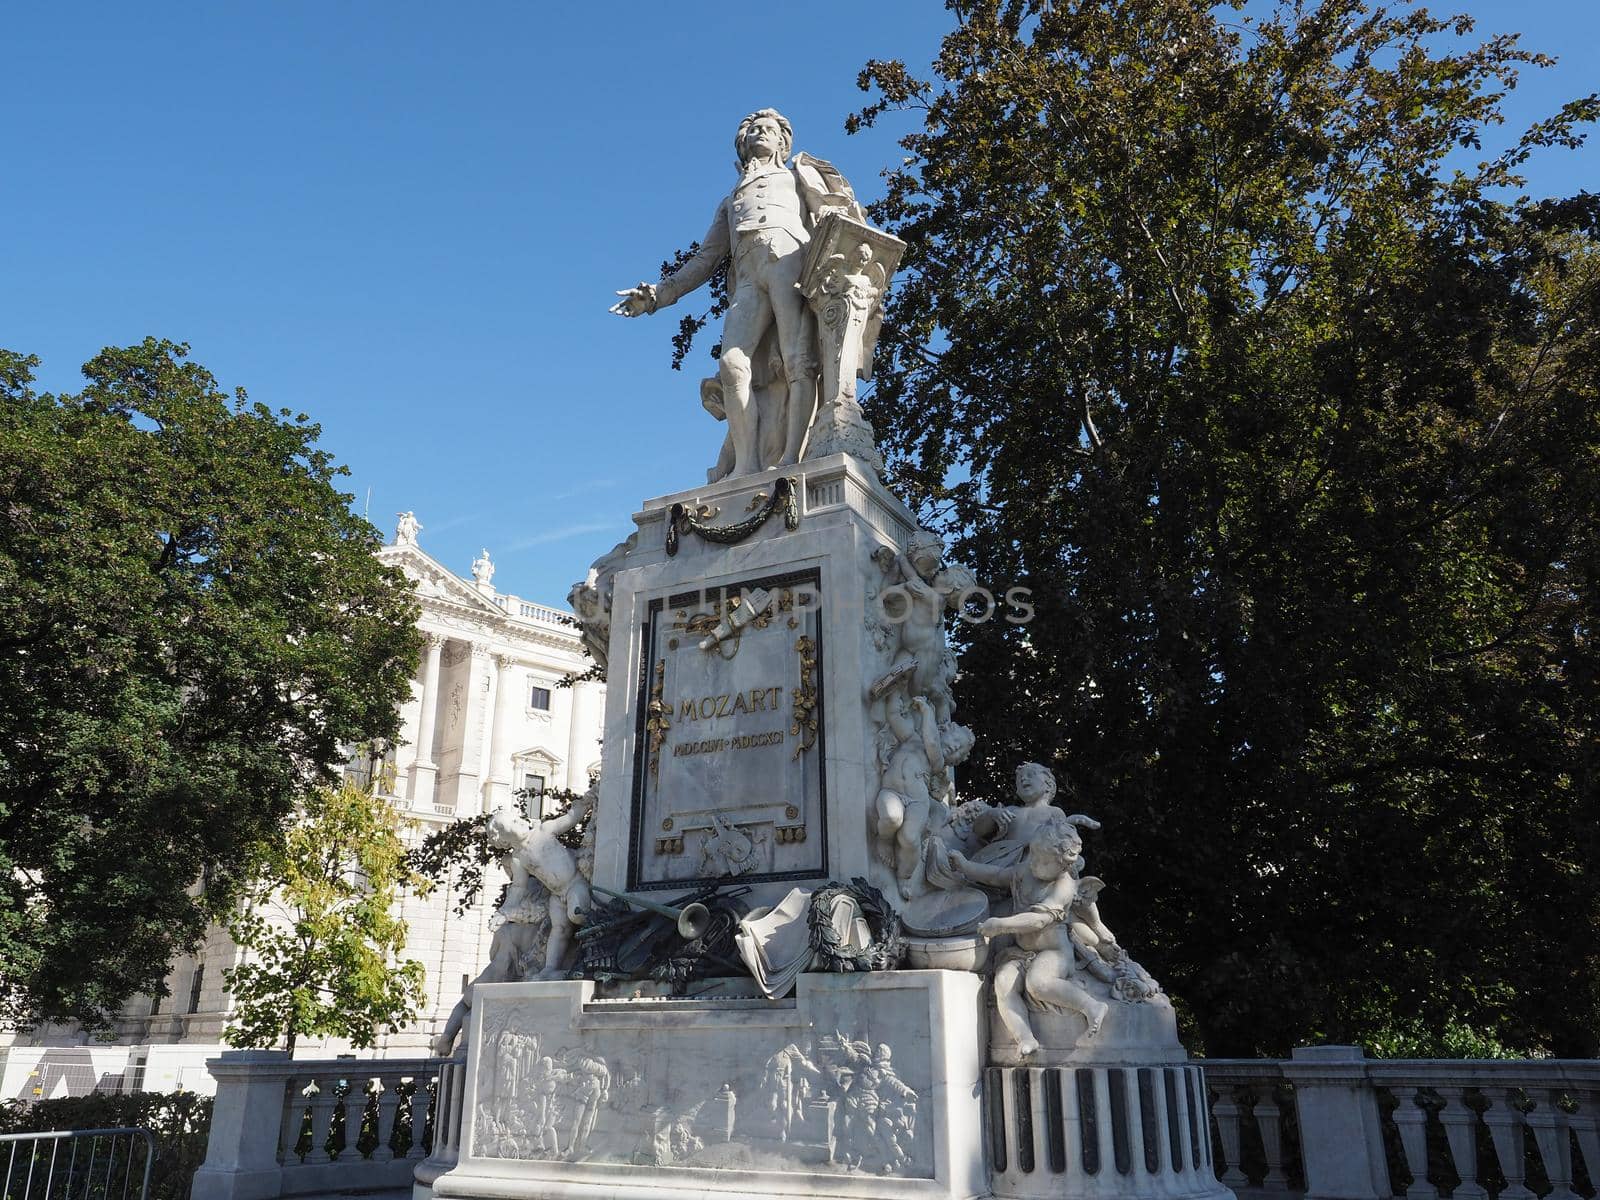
[451, 641, 494, 814]
[407, 633, 445, 808]
[565, 680, 594, 791]
[482, 654, 519, 812]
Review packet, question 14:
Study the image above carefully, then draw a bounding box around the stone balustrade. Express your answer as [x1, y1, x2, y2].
[190, 1045, 1600, 1200]
[1205, 1047, 1600, 1200]
[503, 597, 568, 626]
[190, 1050, 465, 1200]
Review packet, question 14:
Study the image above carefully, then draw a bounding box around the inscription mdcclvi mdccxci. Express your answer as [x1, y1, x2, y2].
[628, 569, 827, 890]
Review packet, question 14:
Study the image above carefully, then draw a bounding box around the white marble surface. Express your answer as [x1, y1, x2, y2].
[587, 455, 920, 914]
[609, 111, 894, 483]
[430, 970, 986, 1200]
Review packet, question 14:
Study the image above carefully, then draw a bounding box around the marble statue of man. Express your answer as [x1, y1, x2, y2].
[611, 108, 864, 479]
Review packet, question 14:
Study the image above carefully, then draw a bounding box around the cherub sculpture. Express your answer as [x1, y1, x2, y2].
[434, 787, 596, 1055]
[567, 533, 636, 674]
[870, 682, 974, 898]
[969, 762, 1100, 870]
[871, 531, 974, 724]
[491, 792, 595, 982]
[945, 819, 1110, 1058]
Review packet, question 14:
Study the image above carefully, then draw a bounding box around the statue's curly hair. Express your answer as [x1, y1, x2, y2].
[734, 108, 793, 166]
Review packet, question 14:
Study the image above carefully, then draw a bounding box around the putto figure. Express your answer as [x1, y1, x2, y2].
[970, 762, 1100, 871]
[490, 789, 595, 981]
[611, 108, 865, 479]
[945, 819, 1110, 1058]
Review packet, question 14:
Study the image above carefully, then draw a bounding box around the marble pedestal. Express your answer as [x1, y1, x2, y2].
[587, 452, 921, 910]
[425, 452, 1232, 1200]
[428, 970, 987, 1200]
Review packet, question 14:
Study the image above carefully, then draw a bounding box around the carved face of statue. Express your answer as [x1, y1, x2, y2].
[1029, 842, 1071, 880]
[735, 109, 793, 166]
[1015, 762, 1057, 807]
[1028, 822, 1081, 879]
[743, 117, 782, 157]
[941, 722, 975, 766]
[487, 810, 530, 849]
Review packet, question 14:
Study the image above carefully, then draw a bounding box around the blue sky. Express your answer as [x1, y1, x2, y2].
[5, 2, 1596, 605]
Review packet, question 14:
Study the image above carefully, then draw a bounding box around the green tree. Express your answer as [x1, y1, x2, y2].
[224, 782, 428, 1053]
[854, 0, 1600, 1055]
[0, 340, 424, 1031]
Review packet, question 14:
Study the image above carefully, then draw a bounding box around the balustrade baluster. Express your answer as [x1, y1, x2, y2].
[1254, 1089, 1288, 1189]
[406, 1077, 432, 1160]
[1389, 1086, 1437, 1200]
[276, 1079, 305, 1164]
[1526, 1089, 1578, 1200]
[447, 1059, 467, 1155]
[1481, 1087, 1534, 1200]
[1435, 1086, 1488, 1200]
[304, 1079, 338, 1165]
[1568, 1089, 1600, 1188]
[437, 1064, 456, 1155]
[1211, 1084, 1248, 1186]
[372, 1077, 400, 1162]
[351, 1077, 376, 1160]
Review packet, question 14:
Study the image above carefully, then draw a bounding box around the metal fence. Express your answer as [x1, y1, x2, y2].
[0, 1129, 155, 1200]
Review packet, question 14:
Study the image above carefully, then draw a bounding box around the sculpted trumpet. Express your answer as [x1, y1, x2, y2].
[588, 884, 712, 941]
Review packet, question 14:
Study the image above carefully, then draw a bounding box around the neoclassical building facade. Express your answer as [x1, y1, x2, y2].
[0, 517, 604, 1098]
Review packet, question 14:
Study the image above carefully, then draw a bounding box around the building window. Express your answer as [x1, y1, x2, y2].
[149, 993, 162, 1017]
[529, 684, 551, 711]
[342, 742, 396, 794]
[187, 965, 205, 1015]
[520, 773, 547, 818]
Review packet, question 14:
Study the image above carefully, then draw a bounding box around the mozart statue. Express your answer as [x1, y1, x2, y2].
[611, 108, 870, 480]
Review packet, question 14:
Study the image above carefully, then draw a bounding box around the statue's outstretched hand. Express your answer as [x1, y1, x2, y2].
[610, 283, 657, 317]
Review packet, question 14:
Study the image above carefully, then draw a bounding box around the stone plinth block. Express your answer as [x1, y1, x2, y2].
[427, 969, 987, 1200]
[988, 996, 1186, 1069]
[589, 453, 921, 914]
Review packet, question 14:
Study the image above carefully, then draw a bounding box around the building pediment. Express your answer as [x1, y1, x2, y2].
[512, 746, 564, 769]
[380, 543, 505, 619]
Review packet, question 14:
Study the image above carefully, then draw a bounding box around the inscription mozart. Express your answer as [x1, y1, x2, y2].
[630, 570, 826, 890]
[678, 687, 784, 721]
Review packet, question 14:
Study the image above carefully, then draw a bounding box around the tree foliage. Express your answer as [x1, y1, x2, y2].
[854, 0, 1600, 1055]
[224, 783, 428, 1053]
[0, 340, 424, 1031]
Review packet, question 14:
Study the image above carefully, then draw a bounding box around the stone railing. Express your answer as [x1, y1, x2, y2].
[189, 1045, 1600, 1200]
[190, 1049, 466, 1200]
[506, 598, 569, 626]
[1203, 1046, 1600, 1200]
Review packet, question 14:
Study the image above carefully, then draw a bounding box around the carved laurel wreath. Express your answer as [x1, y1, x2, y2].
[666, 476, 799, 556]
[808, 877, 904, 973]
